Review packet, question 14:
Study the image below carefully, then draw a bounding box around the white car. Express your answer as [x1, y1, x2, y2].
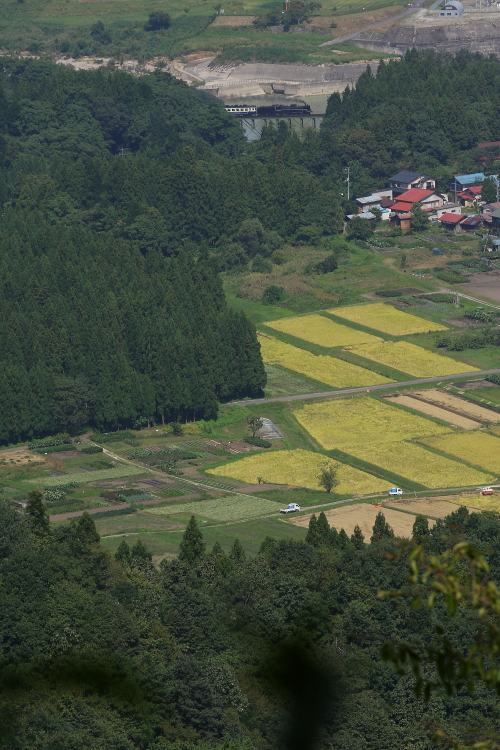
[280, 503, 301, 514]
[388, 488, 403, 496]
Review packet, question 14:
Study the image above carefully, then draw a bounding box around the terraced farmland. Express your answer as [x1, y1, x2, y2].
[420, 432, 500, 474]
[265, 314, 382, 348]
[351, 441, 494, 488]
[331, 302, 448, 336]
[295, 396, 448, 451]
[259, 335, 393, 388]
[208, 448, 391, 494]
[347, 341, 478, 378]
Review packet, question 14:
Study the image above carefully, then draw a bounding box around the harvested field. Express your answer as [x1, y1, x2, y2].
[348, 340, 479, 377]
[385, 395, 481, 429]
[351, 441, 494, 488]
[331, 302, 448, 336]
[420, 432, 500, 475]
[295, 396, 448, 451]
[413, 390, 500, 422]
[288, 503, 428, 539]
[265, 314, 382, 348]
[258, 335, 393, 388]
[31, 465, 145, 486]
[208, 448, 390, 494]
[0, 450, 45, 466]
[386, 496, 470, 518]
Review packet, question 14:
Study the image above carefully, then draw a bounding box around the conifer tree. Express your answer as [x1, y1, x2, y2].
[229, 538, 245, 563]
[305, 514, 320, 547]
[371, 512, 395, 543]
[412, 514, 429, 541]
[131, 539, 153, 561]
[338, 528, 350, 549]
[179, 516, 205, 564]
[351, 524, 365, 549]
[26, 490, 50, 535]
[115, 540, 131, 566]
[75, 512, 100, 545]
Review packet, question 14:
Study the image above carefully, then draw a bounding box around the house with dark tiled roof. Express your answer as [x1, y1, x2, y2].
[388, 171, 435, 195]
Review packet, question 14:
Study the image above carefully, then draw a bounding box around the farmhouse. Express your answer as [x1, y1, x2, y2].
[482, 201, 500, 214]
[459, 215, 483, 232]
[456, 185, 483, 206]
[489, 207, 500, 236]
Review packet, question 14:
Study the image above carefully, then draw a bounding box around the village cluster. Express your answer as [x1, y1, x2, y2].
[350, 169, 500, 236]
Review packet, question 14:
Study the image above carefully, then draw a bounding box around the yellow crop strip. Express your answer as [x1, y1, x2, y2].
[348, 341, 477, 377]
[258, 335, 393, 388]
[351, 441, 495, 488]
[295, 396, 449, 451]
[265, 314, 382, 348]
[208, 448, 391, 494]
[420, 432, 500, 475]
[331, 302, 448, 335]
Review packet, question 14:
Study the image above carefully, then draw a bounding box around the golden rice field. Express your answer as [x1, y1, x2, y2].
[350, 441, 495, 488]
[331, 302, 448, 336]
[420, 431, 500, 475]
[208, 448, 391, 494]
[295, 396, 449, 451]
[347, 340, 478, 377]
[265, 314, 382, 348]
[258, 335, 393, 388]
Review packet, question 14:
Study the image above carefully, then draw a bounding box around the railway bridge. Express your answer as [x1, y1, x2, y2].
[237, 114, 324, 140]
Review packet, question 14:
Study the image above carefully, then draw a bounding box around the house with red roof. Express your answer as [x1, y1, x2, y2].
[456, 185, 483, 206]
[392, 188, 445, 211]
[438, 213, 464, 232]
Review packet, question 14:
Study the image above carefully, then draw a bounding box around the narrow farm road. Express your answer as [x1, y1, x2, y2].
[229, 368, 500, 406]
[320, 0, 426, 46]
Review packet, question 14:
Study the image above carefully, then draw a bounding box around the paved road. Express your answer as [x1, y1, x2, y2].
[230, 368, 500, 406]
[320, 0, 425, 46]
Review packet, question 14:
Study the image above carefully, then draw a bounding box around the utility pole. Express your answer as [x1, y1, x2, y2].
[345, 166, 350, 201]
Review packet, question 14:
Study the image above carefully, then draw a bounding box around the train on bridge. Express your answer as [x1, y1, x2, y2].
[224, 102, 312, 117]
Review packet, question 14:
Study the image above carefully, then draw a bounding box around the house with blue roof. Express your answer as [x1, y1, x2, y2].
[449, 173, 486, 194]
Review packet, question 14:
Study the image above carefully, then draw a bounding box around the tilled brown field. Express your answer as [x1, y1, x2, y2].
[386, 496, 476, 518]
[385, 395, 480, 429]
[414, 390, 500, 422]
[288, 502, 431, 539]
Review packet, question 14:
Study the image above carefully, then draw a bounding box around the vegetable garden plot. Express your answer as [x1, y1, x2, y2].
[32, 466, 144, 486]
[148, 496, 282, 522]
[331, 302, 448, 336]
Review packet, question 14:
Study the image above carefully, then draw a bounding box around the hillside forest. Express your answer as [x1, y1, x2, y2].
[2, 51, 500, 442]
[1, 497, 499, 749]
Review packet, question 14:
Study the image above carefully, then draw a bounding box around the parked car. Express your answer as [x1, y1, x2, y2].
[388, 488, 403, 496]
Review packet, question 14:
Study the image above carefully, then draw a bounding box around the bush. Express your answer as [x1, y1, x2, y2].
[420, 293, 455, 304]
[487, 374, 500, 385]
[262, 285, 285, 305]
[464, 309, 494, 323]
[251, 254, 273, 273]
[314, 254, 338, 274]
[347, 217, 374, 240]
[80, 445, 104, 454]
[245, 437, 272, 448]
[376, 290, 402, 298]
[35, 444, 74, 454]
[272, 249, 286, 265]
[144, 11, 171, 30]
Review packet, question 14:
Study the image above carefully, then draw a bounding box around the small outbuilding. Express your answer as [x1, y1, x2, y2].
[390, 211, 413, 231]
[439, 212, 463, 232]
[439, 0, 464, 17]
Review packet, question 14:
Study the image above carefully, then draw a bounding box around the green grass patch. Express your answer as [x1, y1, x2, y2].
[147, 495, 282, 521]
[264, 363, 333, 398]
